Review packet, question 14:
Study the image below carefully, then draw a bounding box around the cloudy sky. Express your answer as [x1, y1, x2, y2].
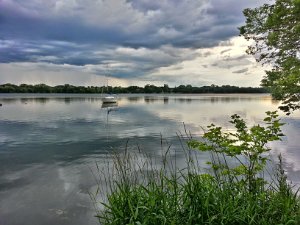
[0, 0, 269, 87]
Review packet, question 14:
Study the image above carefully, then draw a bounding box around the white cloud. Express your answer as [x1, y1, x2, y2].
[145, 37, 265, 86]
[0, 36, 267, 87]
[0, 0, 270, 86]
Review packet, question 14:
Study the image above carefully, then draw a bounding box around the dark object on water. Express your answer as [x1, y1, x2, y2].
[0, 103, 2, 106]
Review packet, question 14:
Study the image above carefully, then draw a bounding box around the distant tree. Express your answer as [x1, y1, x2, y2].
[144, 84, 161, 93]
[127, 86, 142, 93]
[0, 83, 267, 94]
[0, 83, 16, 93]
[34, 84, 51, 93]
[163, 84, 170, 93]
[240, 0, 300, 114]
[174, 85, 187, 93]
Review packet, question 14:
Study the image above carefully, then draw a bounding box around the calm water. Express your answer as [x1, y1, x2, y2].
[0, 93, 300, 225]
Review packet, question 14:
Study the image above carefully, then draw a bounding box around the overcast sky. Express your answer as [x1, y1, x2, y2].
[0, 0, 269, 87]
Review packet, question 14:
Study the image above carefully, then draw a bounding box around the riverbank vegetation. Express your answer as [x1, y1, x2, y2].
[92, 112, 300, 225]
[0, 83, 267, 94]
[240, 0, 300, 114]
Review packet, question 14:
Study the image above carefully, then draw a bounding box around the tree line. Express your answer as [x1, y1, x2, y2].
[0, 83, 268, 94]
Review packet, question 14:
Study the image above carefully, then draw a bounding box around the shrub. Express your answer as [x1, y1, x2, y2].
[93, 112, 300, 225]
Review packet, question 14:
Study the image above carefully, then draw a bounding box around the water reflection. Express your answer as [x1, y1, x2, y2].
[163, 97, 169, 104]
[127, 96, 143, 102]
[0, 93, 299, 225]
[101, 102, 118, 109]
[101, 102, 119, 141]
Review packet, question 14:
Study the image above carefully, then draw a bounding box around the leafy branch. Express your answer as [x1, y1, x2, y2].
[188, 111, 284, 193]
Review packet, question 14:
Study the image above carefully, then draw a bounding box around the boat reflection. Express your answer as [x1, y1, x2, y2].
[102, 102, 118, 108]
[101, 102, 118, 142]
[101, 102, 118, 115]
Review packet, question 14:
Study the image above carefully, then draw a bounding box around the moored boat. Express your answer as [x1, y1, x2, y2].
[102, 95, 117, 103]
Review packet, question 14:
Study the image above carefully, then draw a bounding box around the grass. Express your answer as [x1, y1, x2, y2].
[91, 113, 300, 225]
[92, 150, 300, 225]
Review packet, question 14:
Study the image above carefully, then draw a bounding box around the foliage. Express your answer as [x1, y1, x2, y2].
[188, 111, 284, 193]
[94, 112, 300, 225]
[240, 0, 300, 114]
[0, 83, 267, 94]
[98, 170, 300, 225]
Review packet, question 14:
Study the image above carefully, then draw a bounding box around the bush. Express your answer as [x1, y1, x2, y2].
[93, 112, 300, 225]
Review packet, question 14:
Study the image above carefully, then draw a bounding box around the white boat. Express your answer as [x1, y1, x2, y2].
[101, 64, 118, 104]
[102, 95, 117, 103]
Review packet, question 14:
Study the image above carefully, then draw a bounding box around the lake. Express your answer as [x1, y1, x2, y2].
[0, 93, 300, 225]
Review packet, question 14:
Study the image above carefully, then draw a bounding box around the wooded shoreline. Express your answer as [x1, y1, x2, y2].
[0, 83, 267, 94]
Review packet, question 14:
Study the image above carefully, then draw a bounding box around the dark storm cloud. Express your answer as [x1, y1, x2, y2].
[0, 0, 268, 79]
[0, 9, 128, 43]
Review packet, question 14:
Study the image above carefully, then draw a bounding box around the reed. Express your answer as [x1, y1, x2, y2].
[92, 112, 300, 225]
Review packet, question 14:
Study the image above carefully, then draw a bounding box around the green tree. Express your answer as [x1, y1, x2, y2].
[240, 0, 300, 114]
[162, 84, 170, 93]
[188, 111, 284, 193]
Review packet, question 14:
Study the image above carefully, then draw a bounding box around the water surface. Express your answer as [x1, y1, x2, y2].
[0, 94, 300, 225]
